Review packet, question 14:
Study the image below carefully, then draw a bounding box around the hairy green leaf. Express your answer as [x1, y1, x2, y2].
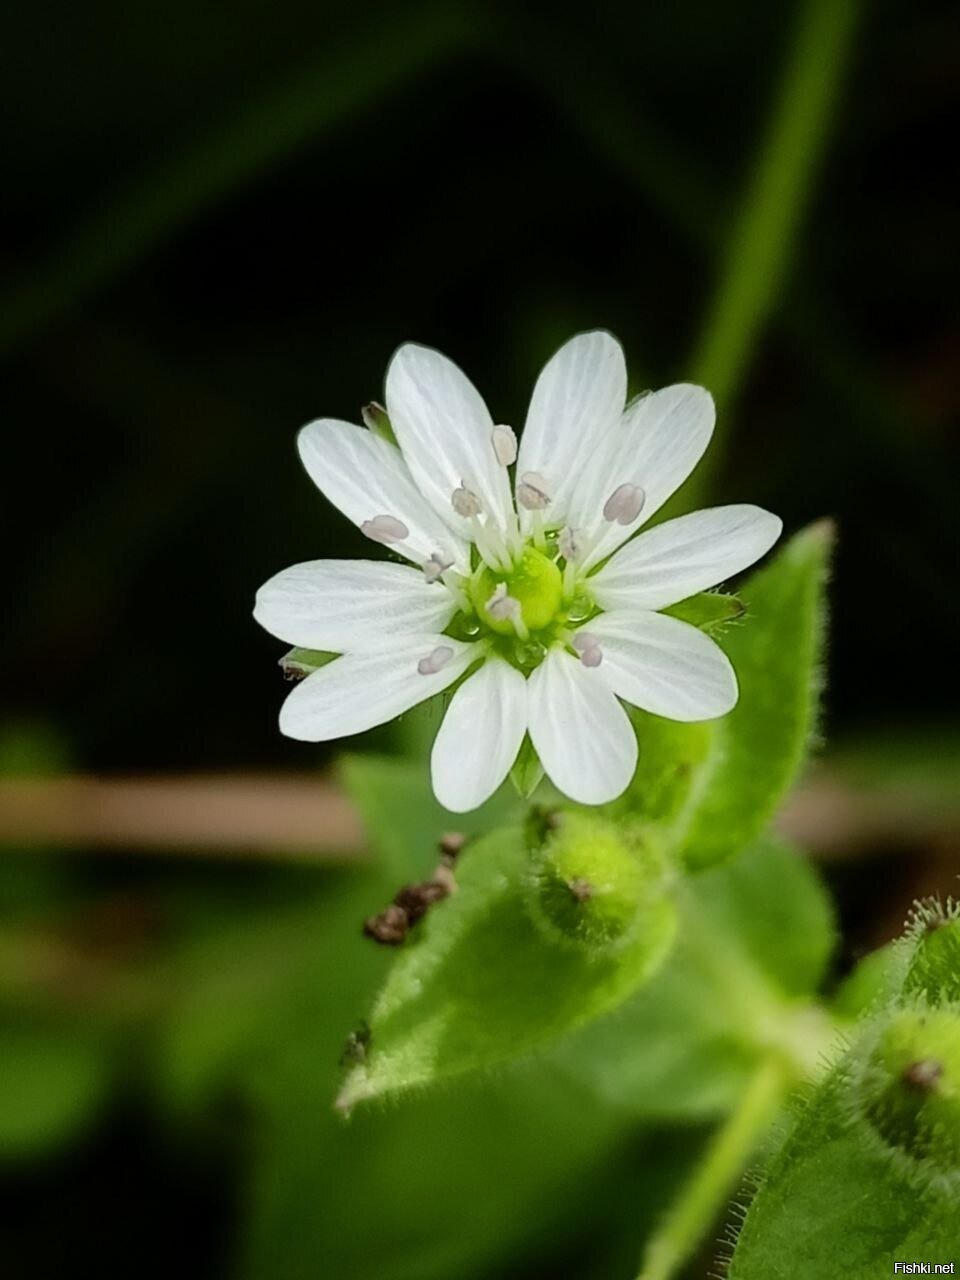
[728, 1007, 960, 1278]
[337, 824, 676, 1111]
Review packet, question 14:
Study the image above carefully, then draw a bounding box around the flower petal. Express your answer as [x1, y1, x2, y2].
[297, 419, 468, 570]
[515, 331, 627, 531]
[278, 634, 477, 742]
[568, 384, 715, 569]
[430, 659, 528, 812]
[385, 344, 514, 540]
[254, 560, 457, 650]
[591, 505, 783, 611]
[527, 648, 637, 805]
[588, 610, 738, 721]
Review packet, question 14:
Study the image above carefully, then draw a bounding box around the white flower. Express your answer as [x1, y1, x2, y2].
[254, 332, 782, 812]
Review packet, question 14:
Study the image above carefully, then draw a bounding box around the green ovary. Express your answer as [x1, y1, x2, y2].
[473, 547, 563, 635]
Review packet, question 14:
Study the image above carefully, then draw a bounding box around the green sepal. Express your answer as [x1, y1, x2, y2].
[510, 734, 545, 799]
[278, 647, 337, 679]
[663, 590, 745, 633]
[360, 400, 398, 446]
[903, 898, 960, 1006]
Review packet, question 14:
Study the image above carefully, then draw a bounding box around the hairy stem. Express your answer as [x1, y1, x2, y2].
[637, 1056, 788, 1280]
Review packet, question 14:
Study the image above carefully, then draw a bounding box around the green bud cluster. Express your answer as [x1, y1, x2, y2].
[523, 810, 675, 956]
[856, 1003, 960, 1177]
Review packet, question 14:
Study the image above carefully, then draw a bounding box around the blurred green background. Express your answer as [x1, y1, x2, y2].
[1, 0, 958, 1276]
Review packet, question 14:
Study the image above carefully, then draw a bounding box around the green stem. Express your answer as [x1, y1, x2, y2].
[683, 0, 860, 500]
[637, 1056, 787, 1280]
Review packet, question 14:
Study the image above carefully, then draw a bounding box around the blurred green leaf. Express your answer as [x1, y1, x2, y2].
[686, 0, 861, 497]
[0, 1026, 108, 1159]
[621, 521, 832, 870]
[245, 1059, 632, 1280]
[337, 824, 676, 1111]
[0, 5, 470, 352]
[551, 837, 836, 1121]
[342, 753, 519, 877]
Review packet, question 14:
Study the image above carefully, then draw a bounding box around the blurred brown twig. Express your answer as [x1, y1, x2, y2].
[0, 769, 956, 863]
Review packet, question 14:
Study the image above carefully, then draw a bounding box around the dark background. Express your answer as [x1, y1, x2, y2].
[1, 1, 958, 1276]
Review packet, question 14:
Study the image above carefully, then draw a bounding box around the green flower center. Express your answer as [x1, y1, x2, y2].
[472, 547, 563, 635]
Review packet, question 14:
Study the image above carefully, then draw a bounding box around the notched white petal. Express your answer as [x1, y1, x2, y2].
[588, 610, 738, 721]
[297, 419, 468, 570]
[592, 504, 783, 611]
[527, 649, 636, 805]
[515, 331, 627, 527]
[431, 660, 528, 812]
[385, 343, 513, 536]
[278, 633, 474, 742]
[253, 559, 456, 650]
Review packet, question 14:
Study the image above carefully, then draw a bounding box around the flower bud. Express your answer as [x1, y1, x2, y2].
[857, 1003, 960, 1174]
[523, 811, 674, 955]
[904, 900, 960, 1006]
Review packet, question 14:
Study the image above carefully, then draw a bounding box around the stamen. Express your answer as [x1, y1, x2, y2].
[572, 630, 603, 667]
[417, 645, 454, 676]
[517, 471, 551, 511]
[558, 527, 579, 562]
[602, 483, 645, 525]
[422, 552, 454, 583]
[492, 424, 518, 467]
[451, 484, 483, 518]
[485, 583, 512, 618]
[486, 584, 529, 640]
[362, 514, 410, 544]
